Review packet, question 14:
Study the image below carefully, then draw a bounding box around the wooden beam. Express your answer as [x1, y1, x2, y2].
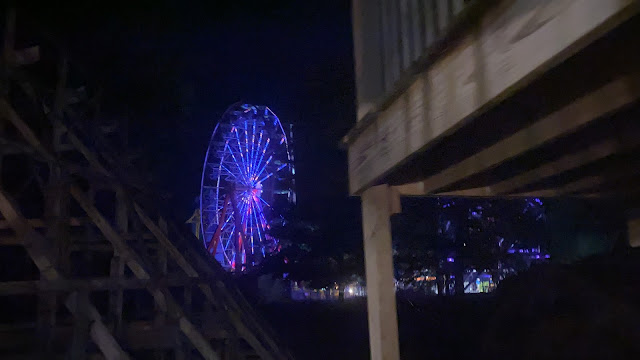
[69, 185, 221, 360]
[413, 74, 640, 194]
[171, 223, 284, 360]
[61, 124, 110, 176]
[69, 290, 90, 360]
[361, 185, 400, 360]
[135, 204, 282, 360]
[0, 190, 130, 360]
[0, 98, 55, 162]
[133, 203, 198, 277]
[437, 139, 624, 196]
[3, 66, 282, 358]
[346, 0, 638, 194]
[509, 176, 610, 197]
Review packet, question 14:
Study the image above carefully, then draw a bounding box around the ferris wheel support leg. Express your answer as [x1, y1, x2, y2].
[208, 194, 232, 254]
[360, 185, 401, 360]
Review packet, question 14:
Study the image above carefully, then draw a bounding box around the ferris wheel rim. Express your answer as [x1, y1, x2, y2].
[199, 102, 292, 270]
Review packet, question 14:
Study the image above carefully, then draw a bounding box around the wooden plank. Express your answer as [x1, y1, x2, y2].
[400, 0, 413, 70]
[361, 185, 400, 360]
[437, 138, 625, 196]
[381, 0, 394, 92]
[68, 186, 221, 360]
[0, 190, 130, 360]
[69, 290, 90, 360]
[423, 0, 436, 48]
[418, 74, 640, 194]
[133, 203, 198, 277]
[62, 125, 111, 176]
[409, 0, 424, 63]
[0, 99, 55, 162]
[347, 0, 638, 194]
[135, 205, 283, 359]
[506, 176, 608, 197]
[171, 224, 283, 360]
[436, 0, 450, 33]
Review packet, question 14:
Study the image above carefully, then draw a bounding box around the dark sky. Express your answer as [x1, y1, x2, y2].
[19, 0, 362, 248]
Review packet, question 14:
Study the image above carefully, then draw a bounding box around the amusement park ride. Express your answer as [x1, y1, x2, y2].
[0, 9, 292, 359]
[196, 104, 295, 272]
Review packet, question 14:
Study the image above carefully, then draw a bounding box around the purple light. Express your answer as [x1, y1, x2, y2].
[545, 255, 551, 258]
[447, 257, 454, 263]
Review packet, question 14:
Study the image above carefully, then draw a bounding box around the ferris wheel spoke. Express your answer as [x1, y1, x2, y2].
[250, 198, 266, 257]
[224, 143, 246, 181]
[219, 164, 239, 180]
[223, 226, 235, 251]
[254, 155, 272, 181]
[250, 130, 264, 179]
[252, 138, 270, 181]
[257, 196, 272, 209]
[258, 172, 274, 183]
[248, 122, 257, 177]
[255, 199, 269, 228]
[233, 128, 250, 181]
[244, 122, 251, 180]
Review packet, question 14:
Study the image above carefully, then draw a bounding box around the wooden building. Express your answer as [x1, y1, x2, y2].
[0, 9, 291, 360]
[345, 1, 640, 359]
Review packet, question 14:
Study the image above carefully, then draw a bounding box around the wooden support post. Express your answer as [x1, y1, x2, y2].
[155, 216, 168, 327]
[36, 291, 57, 355]
[110, 187, 127, 335]
[37, 165, 67, 354]
[69, 290, 90, 360]
[108, 255, 125, 334]
[224, 335, 239, 360]
[361, 185, 400, 360]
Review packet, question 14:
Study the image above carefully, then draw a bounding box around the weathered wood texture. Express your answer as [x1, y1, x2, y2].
[400, 73, 640, 195]
[352, 0, 479, 120]
[0, 11, 290, 360]
[348, 0, 638, 194]
[361, 185, 400, 360]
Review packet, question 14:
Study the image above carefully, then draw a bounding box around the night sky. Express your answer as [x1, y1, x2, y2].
[19, 0, 362, 249]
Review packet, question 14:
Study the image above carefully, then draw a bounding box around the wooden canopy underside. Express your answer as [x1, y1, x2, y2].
[346, 1, 640, 203]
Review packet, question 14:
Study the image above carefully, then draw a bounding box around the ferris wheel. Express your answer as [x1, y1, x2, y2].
[200, 103, 294, 271]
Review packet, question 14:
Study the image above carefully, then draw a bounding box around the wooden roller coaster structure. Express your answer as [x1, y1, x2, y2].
[0, 8, 292, 360]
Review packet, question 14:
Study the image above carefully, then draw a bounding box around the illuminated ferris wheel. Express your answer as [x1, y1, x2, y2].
[200, 103, 295, 271]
